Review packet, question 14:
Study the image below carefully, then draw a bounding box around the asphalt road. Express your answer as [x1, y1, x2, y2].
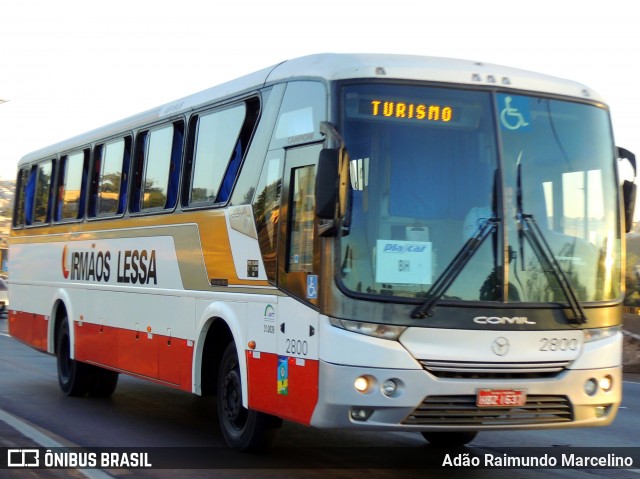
[1, 315, 639, 478]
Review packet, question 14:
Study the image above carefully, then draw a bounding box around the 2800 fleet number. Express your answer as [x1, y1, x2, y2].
[539, 337, 578, 351]
[286, 338, 308, 356]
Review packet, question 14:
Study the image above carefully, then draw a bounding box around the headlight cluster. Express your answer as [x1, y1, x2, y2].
[352, 375, 401, 397]
[584, 375, 614, 396]
[583, 326, 620, 343]
[330, 318, 406, 340]
[349, 375, 404, 422]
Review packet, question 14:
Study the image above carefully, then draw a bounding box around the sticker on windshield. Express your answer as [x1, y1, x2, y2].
[498, 94, 530, 131]
[375, 240, 432, 285]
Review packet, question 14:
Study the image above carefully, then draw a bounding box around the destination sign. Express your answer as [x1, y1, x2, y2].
[346, 93, 479, 128]
[365, 98, 455, 123]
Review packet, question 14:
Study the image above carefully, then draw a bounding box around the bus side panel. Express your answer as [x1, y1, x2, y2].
[247, 350, 319, 425]
[121, 326, 158, 378]
[74, 320, 193, 390]
[75, 320, 158, 378]
[8, 310, 48, 352]
[74, 320, 105, 364]
[158, 336, 194, 391]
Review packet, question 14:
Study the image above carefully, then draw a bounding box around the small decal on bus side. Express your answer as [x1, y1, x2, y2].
[306, 275, 318, 299]
[277, 356, 288, 395]
[247, 260, 259, 278]
[264, 304, 276, 334]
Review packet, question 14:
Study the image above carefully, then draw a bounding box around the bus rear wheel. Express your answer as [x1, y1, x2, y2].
[217, 343, 281, 451]
[88, 368, 119, 397]
[56, 318, 91, 397]
[421, 431, 478, 447]
[56, 317, 119, 397]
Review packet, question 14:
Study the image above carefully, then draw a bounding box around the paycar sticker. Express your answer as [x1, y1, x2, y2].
[376, 240, 432, 285]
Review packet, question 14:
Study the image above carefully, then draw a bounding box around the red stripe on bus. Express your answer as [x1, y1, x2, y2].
[74, 321, 194, 391]
[8, 310, 48, 351]
[246, 350, 319, 425]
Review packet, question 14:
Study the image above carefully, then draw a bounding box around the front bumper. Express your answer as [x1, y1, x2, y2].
[309, 361, 621, 430]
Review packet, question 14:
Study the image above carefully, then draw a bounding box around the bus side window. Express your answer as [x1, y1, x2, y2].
[90, 137, 130, 217]
[217, 98, 261, 204]
[132, 120, 183, 213]
[56, 149, 88, 222]
[33, 160, 55, 225]
[13, 168, 29, 227]
[143, 125, 174, 210]
[184, 104, 246, 207]
[270, 81, 326, 149]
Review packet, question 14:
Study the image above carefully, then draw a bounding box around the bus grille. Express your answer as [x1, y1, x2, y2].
[419, 360, 570, 379]
[403, 395, 573, 426]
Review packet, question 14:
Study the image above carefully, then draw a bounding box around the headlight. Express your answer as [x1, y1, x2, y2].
[330, 318, 406, 340]
[583, 326, 620, 343]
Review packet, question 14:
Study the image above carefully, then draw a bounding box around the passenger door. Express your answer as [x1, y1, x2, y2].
[277, 143, 323, 306]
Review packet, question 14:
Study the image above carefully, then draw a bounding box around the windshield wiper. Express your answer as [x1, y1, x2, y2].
[411, 217, 498, 319]
[515, 161, 587, 324]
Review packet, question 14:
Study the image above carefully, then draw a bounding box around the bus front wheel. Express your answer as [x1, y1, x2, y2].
[217, 343, 281, 451]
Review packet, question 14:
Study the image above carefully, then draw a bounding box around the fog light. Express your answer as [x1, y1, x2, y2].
[599, 375, 613, 392]
[382, 380, 397, 397]
[350, 408, 373, 421]
[354, 376, 369, 393]
[584, 378, 598, 396]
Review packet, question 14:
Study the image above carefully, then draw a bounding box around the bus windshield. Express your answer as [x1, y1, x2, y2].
[339, 83, 620, 306]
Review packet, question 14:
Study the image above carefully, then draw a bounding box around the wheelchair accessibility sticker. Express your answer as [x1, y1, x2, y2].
[499, 94, 530, 131]
[307, 275, 318, 299]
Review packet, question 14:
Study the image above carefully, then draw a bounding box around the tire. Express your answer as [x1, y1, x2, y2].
[217, 343, 281, 451]
[56, 318, 91, 397]
[421, 431, 478, 447]
[88, 367, 119, 397]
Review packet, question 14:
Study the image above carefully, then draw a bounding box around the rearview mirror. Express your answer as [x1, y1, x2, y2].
[618, 147, 637, 233]
[316, 148, 340, 220]
[623, 180, 636, 233]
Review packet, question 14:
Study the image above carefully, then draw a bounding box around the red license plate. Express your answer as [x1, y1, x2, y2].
[476, 389, 527, 407]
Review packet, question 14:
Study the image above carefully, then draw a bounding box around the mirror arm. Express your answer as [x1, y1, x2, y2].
[618, 146, 636, 177]
[320, 121, 345, 149]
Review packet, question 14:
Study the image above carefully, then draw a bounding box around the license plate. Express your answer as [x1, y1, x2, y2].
[476, 389, 527, 407]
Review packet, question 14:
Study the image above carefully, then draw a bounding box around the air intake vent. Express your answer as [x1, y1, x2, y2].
[403, 395, 573, 426]
[419, 360, 569, 379]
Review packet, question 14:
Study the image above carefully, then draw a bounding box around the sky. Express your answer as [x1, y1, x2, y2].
[1, 0, 638, 188]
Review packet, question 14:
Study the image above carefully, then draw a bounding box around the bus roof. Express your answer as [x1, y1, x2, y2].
[18, 53, 602, 166]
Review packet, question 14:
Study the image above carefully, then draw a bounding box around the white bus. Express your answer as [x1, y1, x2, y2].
[9, 53, 636, 450]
